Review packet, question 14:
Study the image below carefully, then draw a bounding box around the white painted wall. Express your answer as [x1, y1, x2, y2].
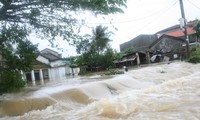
[50, 67, 66, 80]
[70, 67, 80, 76]
[50, 60, 66, 67]
[65, 65, 71, 75]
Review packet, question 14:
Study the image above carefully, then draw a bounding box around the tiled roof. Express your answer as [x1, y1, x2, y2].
[40, 53, 60, 62]
[157, 20, 198, 35]
[39, 48, 61, 61]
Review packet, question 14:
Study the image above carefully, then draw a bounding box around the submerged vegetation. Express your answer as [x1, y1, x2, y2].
[188, 47, 200, 63]
[188, 20, 200, 63]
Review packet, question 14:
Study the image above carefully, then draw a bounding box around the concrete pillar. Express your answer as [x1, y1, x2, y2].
[20, 70, 25, 80]
[136, 52, 140, 65]
[20, 70, 27, 85]
[31, 70, 36, 86]
[39, 69, 44, 85]
[48, 68, 52, 81]
[146, 51, 150, 64]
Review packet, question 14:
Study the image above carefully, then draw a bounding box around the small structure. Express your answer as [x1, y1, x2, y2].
[114, 52, 146, 68]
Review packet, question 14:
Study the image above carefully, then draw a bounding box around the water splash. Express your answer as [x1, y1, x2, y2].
[1, 62, 200, 120]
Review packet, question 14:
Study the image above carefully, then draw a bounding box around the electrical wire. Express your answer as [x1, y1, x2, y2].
[120, 0, 179, 41]
[187, 0, 200, 10]
[85, 0, 180, 25]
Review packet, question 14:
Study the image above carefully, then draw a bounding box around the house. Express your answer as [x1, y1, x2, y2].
[24, 48, 78, 85]
[118, 20, 200, 66]
[118, 34, 157, 66]
[156, 20, 199, 43]
[118, 34, 186, 66]
[147, 35, 185, 63]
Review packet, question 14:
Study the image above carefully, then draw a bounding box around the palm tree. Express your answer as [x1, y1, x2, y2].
[90, 25, 113, 54]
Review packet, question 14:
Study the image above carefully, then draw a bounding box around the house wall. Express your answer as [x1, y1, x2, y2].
[50, 60, 66, 67]
[50, 67, 66, 80]
[71, 67, 80, 76]
[65, 65, 71, 75]
[150, 38, 184, 53]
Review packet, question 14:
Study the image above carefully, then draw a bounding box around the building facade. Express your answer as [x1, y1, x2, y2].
[24, 48, 78, 85]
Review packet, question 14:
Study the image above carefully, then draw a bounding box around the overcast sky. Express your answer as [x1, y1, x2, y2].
[30, 0, 200, 57]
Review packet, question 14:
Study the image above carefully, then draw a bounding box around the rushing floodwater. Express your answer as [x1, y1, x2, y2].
[0, 61, 200, 120]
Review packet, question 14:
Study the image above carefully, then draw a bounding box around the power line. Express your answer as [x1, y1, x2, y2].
[121, 0, 179, 40]
[187, 0, 200, 10]
[85, 0, 179, 25]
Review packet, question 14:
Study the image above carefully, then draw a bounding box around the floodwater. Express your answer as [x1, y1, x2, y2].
[0, 61, 200, 120]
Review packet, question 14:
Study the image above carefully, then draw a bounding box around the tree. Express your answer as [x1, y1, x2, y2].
[0, 25, 37, 93]
[0, 0, 127, 44]
[89, 25, 113, 54]
[75, 25, 115, 70]
[75, 38, 90, 54]
[193, 19, 200, 39]
[0, 0, 127, 93]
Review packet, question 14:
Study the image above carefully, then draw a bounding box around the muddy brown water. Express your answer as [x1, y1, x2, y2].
[0, 61, 200, 120]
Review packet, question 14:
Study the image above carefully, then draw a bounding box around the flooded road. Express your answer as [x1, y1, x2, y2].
[0, 61, 200, 120]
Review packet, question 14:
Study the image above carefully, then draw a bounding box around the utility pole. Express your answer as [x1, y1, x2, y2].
[179, 0, 190, 58]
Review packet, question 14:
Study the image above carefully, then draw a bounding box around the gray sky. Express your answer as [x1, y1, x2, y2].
[30, 0, 200, 57]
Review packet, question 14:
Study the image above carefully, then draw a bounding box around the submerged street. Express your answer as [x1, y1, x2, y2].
[0, 61, 200, 120]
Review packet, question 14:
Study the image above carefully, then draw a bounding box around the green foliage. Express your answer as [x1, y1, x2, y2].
[90, 25, 113, 54]
[0, 0, 127, 93]
[75, 25, 115, 69]
[193, 19, 200, 39]
[0, 0, 127, 44]
[102, 48, 115, 67]
[0, 70, 25, 94]
[0, 26, 37, 93]
[188, 47, 200, 63]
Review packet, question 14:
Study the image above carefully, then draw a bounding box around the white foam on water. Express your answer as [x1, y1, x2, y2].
[1, 61, 200, 120]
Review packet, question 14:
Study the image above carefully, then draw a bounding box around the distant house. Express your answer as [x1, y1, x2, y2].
[118, 34, 186, 66]
[118, 34, 157, 66]
[156, 20, 199, 43]
[118, 20, 200, 66]
[147, 35, 185, 63]
[24, 48, 78, 85]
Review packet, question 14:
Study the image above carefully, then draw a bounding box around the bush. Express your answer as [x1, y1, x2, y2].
[188, 47, 200, 63]
[188, 56, 200, 63]
[0, 70, 25, 94]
